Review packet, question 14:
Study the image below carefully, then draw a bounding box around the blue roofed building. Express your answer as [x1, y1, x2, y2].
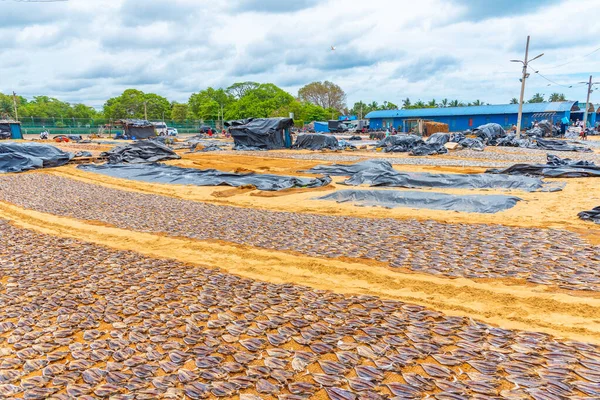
[365, 101, 584, 132]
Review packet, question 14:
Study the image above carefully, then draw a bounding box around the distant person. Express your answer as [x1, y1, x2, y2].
[39, 130, 49, 140]
[385, 128, 390, 137]
[207, 127, 213, 137]
[560, 121, 567, 137]
[511, 124, 517, 134]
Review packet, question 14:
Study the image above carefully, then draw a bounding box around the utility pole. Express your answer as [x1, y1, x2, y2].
[144, 102, 148, 120]
[580, 75, 600, 130]
[12, 91, 19, 121]
[511, 36, 544, 138]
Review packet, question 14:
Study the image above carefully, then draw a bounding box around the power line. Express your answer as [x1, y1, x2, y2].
[532, 70, 587, 89]
[531, 45, 600, 70]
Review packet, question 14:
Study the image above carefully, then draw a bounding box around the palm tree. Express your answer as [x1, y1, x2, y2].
[439, 98, 449, 107]
[402, 98, 411, 109]
[528, 93, 545, 103]
[449, 100, 460, 107]
[427, 99, 437, 108]
[549, 93, 566, 102]
[472, 100, 483, 106]
[414, 100, 426, 108]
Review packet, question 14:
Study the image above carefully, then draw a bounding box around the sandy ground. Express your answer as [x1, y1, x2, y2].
[1, 144, 599, 347]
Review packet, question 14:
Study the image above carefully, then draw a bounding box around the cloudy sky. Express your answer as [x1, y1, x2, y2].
[1, 0, 599, 109]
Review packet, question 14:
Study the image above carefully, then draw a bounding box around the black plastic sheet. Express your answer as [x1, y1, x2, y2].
[348, 135, 362, 141]
[306, 160, 561, 192]
[377, 134, 425, 153]
[101, 141, 181, 164]
[410, 143, 448, 156]
[316, 189, 521, 214]
[474, 123, 506, 145]
[293, 134, 339, 150]
[458, 138, 485, 151]
[535, 138, 592, 153]
[0, 142, 73, 173]
[487, 154, 600, 178]
[426, 133, 450, 146]
[227, 118, 294, 150]
[78, 163, 331, 191]
[578, 206, 600, 224]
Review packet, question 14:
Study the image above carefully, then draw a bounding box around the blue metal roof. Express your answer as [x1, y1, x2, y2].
[365, 101, 579, 119]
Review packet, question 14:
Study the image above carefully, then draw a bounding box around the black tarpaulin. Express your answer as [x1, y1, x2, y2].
[473, 123, 506, 144]
[293, 134, 339, 150]
[486, 154, 600, 178]
[579, 206, 600, 224]
[377, 134, 424, 152]
[306, 160, 561, 192]
[101, 141, 181, 164]
[0, 142, 73, 173]
[117, 119, 156, 139]
[409, 143, 448, 156]
[535, 138, 592, 153]
[316, 189, 521, 214]
[226, 118, 294, 150]
[0, 124, 12, 140]
[458, 138, 485, 151]
[426, 133, 450, 146]
[78, 163, 331, 191]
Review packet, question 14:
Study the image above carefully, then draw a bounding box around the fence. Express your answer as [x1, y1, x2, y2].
[17, 117, 218, 135]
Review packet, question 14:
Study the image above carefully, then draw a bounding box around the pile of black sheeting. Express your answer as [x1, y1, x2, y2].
[317, 189, 521, 214]
[448, 132, 485, 151]
[306, 160, 560, 192]
[487, 154, 600, 178]
[0, 142, 73, 173]
[535, 138, 592, 152]
[495, 135, 535, 148]
[578, 207, 600, 224]
[473, 123, 506, 145]
[226, 118, 294, 150]
[526, 120, 560, 138]
[409, 133, 450, 156]
[293, 134, 339, 150]
[101, 141, 181, 164]
[377, 134, 424, 153]
[78, 163, 331, 191]
[348, 135, 362, 141]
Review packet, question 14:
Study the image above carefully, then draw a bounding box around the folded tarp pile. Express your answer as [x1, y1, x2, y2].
[78, 163, 331, 191]
[306, 159, 561, 192]
[316, 189, 521, 214]
[449, 132, 485, 151]
[525, 120, 561, 138]
[0, 142, 74, 173]
[101, 141, 181, 164]
[376, 134, 448, 155]
[487, 154, 600, 178]
[535, 138, 592, 152]
[473, 123, 506, 145]
[293, 134, 340, 150]
[226, 118, 294, 150]
[578, 206, 600, 224]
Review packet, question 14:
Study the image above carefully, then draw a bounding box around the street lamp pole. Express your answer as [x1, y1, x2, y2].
[511, 36, 543, 138]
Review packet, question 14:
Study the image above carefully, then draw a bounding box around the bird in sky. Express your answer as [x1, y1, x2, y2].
[331, 46, 336, 51]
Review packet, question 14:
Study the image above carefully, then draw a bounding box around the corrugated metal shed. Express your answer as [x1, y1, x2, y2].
[365, 101, 579, 119]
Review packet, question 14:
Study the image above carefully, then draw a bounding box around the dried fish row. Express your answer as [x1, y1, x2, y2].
[1, 220, 600, 399]
[0, 174, 599, 292]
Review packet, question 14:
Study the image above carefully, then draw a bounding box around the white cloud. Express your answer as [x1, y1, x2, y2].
[0, 0, 598, 109]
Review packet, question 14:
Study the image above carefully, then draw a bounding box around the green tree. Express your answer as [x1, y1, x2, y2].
[188, 88, 232, 121]
[528, 93, 545, 103]
[427, 99, 437, 108]
[449, 100, 460, 107]
[381, 101, 398, 110]
[471, 100, 483, 106]
[226, 82, 259, 99]
[402, 98, 411, 109]
[549, 93, 566, 102]
[103, 89, 170, 120]
[413, 100, 426, 108]
[171, 103, 189, 122]
[510, 98, 519, 104]
[438, 98, 449, 107]
[298, 81, 346, 111]
[225, 83, 294, 120]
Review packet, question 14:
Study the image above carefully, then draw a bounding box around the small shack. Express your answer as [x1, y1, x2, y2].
[226, 118, 294, 150]
[0, 120, 23, 140]
[116, 119, 156, 139]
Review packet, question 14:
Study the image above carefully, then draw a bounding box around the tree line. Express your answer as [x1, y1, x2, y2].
[1, 84, 570, 124]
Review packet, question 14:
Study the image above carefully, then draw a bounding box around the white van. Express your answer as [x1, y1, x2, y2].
[152, 122, 168, 136]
